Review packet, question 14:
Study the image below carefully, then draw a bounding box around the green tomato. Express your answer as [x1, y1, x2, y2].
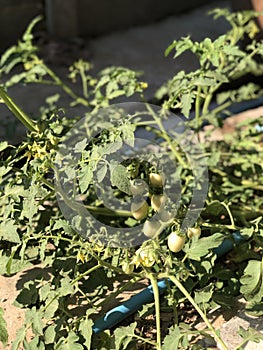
[122, 261, 134, 274]
[159, 209, 174, 223]
[131, 200, 148, 220]
[149, 173, 164, 187]
[151, 194, 166, 212]
[187, 227, 201, 239]
[167, 232, 186, 253]
[130, 179, 148, 196]
[143, 219, 161, 238]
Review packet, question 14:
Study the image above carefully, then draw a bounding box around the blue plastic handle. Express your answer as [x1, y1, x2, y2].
[92, 279, 168, 333]
[92, 231, 245, 334]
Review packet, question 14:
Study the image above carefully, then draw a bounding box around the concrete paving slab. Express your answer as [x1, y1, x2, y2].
[88, 0, 230, 98]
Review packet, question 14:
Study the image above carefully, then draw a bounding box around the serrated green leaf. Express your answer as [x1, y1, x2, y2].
[43, 298, 59, 319]
[240, 260, 263, 302]
[44, 324, 56, 344]
[240, 227, 254, 239]
[95, 162, 108, 183]
[21, 184, 48, 222]
[114, 322, 136, 350]
[194, 283, 214, 305]
[54, 331, 84, 350]
[181, 92, 194, 118]
[108, 90, 125, 100]
[78, 163, 93, 193]
[11, 326, 27, 350]
[0, 251, 31, 275]
[120, 123, 135, 147]
[238, 326, 263, 345]
[184, 233, 224, 261]
[25, 307, 43, 335]
[39, 283, 51, 302]
[245, 301, 263, 316]
[23, 336, 45, 350]
[0, 165, 12, 178]
[104, 139, 123, 154]
[137, 302, 154, 317]
[74, 138, 87, 153]
[59, 274, 74, 296]
[162, 326, 181, 350]
[79, 310, 94, 350]
[110, 164, 132, 195]
[0, 307, 8, 348]
[0, 219, 20, 243]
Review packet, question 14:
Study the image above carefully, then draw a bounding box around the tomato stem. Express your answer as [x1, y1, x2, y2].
[168, 274, 229, 350]
[149, 273, 162, 350]
[0, 85, 38, 132]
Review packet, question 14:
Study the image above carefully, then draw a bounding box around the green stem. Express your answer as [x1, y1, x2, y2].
[71, 263, 101, 285]
[80, 66, 89, 98]
[0, 85, 38, 132]
[44, 64, 89, 106]
[168, 275, 229, 350]
[210, 101, 232, 117]
[149, 274, 162, 350]
[221, 202, 236, 229]
[145, 103, 188, 168]
[133, 334, 157, 346]
[85, 205, 132, 217]
[202, 93, 213, 116]
[195, 85, 201, 142]
[91, 252, 141, 277]
[201, 222, 240, 230]
[52, 175, 133, 217]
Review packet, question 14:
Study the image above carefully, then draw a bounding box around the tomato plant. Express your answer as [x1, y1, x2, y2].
[0, 8, 263, 350]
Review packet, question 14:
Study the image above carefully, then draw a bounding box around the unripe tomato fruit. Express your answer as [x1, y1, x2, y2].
[151, 194, 166, 212]
[159, 209, 174, 223]
[131, 200, 148, 220]
[130, 179, 148, 196]
[122, 261, 134, 274]
[149, 173, 164, 187]
[143, 219, 161, 238]
[167, 232, 186, 253]
[187, 227, 201, 239]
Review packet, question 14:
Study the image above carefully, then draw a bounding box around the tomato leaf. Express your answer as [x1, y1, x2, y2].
[184, 233, 225, 261]
[0, 307, 8, 348]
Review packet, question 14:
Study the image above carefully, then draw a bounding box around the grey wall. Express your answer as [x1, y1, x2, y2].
[46, 0, 211, 38]
[0, 0, 43, 52]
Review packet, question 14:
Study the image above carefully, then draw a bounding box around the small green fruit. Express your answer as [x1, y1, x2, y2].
[131, 200, 148, 220]
[149, 173, 164, 187]
[187, 227, 201, 239]
[168, 232, 185, 253]
[143, 219, 161, 238]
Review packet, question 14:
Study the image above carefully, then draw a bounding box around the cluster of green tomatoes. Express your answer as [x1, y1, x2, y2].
[129, 172, 201, 254]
